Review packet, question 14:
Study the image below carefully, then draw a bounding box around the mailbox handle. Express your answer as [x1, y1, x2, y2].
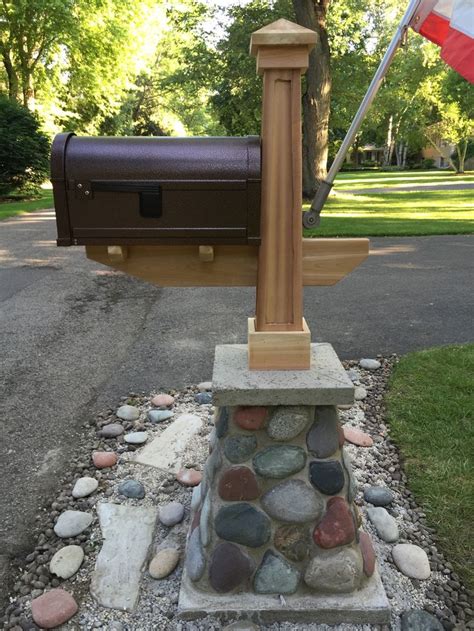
[90, 180, 162, 218]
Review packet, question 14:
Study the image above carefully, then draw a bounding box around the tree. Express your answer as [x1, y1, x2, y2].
[425, 103, 473, 173]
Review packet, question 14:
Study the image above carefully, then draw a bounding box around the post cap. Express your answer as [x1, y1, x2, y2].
[250, 18, 317, 56]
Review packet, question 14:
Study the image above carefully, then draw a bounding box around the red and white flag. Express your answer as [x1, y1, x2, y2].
[411, 0, 474, 83]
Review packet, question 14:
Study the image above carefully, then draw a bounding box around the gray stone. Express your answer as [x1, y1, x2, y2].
[400, 610, 444, 631]
[90, 503, 157, 611]
[216, 407, 229, 438]
[212, 344, 354, 406]
[198, 381, 212, 392]
[147, 409, 173, 423]
[342, 451, 358, 502]
[117, 479, 145, 499]
[306, 406, 340, 458]
[72, 476, 98, 499]
[304, 547, 363, 593]
[215, 503, 271, 547]
[364, 486, 394, 506]
[191, 485, 202, 512]
[253, 445, 306, 478]
[392, 544, 431, 580]
[354, 386, 367, 400]
[253, 550, 300, 595]
[186, 528, 206, 582]
[223, 623, 259, 631]
[309, 460, 345, 495]
[359, 359, 381, 370]
[224, 435, 257, 464]
[347, 369, 361, 383]
[205, 445, 222, 482]
[267, 406, 310, 441]
[149, 548, 180, 579]
[49, 545, 84, 579]
[54, 510, 93, 538]
[200, 493, 212, 547]
[124, 431, 148, 445]
[116, 405, 140, 421]
[195, 392, 212, 405]
[159, 502, 185, 527]
[99, 423, 124, 438]
[367, 507, 399, 542]
[261, 480, 323, 523]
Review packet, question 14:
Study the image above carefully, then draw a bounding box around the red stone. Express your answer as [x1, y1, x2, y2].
[151, 393, 174, 407]
[191, 508, 201, 531]
[313, 497, 355, 549]
[177, 468, 202, 487]
[209, 542, 253, 592]
[343, 425, 374, 447]
[31, 589, 78, 628]
[234, 406, 269, 430]
[359, 531, 376, 577]
[218, 466, 260, 501]
[92, 451, 118, 469]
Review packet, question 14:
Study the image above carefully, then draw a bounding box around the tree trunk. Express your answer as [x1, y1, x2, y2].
[402, 143, 408, 168]
[457, 141, 467, 174]
[0, 47, 19, 101]
[383, 115, 393, 166]
[293, 0, 331, 198]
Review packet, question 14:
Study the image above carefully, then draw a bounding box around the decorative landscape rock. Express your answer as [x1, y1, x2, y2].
[200, 493, 212, 547]
[124, 431, 148, 445]
[159, 501, 185, 527]
[151, 393, 174, 408]
[343, 425, 374, 447]
[306, 406, 340, 458]
[99, 422, 124, 438]
[364, 485, 394, 506]
[191, 485, 202, 512]
[347, 368, 360, 382]
[354, 386, 367, 400]
[209, 542, 253, 593]
[149, 548, 180, 579]
[49, 545, 84, 579]
[309, 460, 345, 495]
[234, 406, 268, 430]
[177, 468, 202, 487]
[304, 547, 363, 593]
[54, 510, 93, 538]
[266, 406, 310, 441]
[116, 404, 140, 421]
[216, 408, 229, 437]
[218, 466, 260, 501]
[253, 445, 306, 478]
[313, 497, 355, 548]
[400, 609, 444, 631]
[186, 528, 206, 582]
[215, 503, 271, 547]
[92, 451, 118, 469]
[195, 392, 212, 405]
[342, 451, 357, 501]
[274, 525, 309, 562]
[359, 531, 376, 577]
[117, 479, 145, 499]
[253, 550, 300, 595]
[72, 476, 98, 498]
[198, 381, 212, 392]
[261, 480, 323, 523]
[31, 589, 78, 628]
[205, 447, 222, 481]
[367, 506, 399, 542]
[147, 409, 173, 423]
[392, 543, 431, 580]
[359, 358, 381, 370]
[223, 434, 257, 463]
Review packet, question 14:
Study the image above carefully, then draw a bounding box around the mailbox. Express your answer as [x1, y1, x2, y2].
[51, 133, 261, 246]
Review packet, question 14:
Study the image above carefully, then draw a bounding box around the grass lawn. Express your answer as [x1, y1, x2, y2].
[386, 345, 474, 589]
[0, 189, 54, 221]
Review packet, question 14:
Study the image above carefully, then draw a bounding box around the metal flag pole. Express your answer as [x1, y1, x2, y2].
[303, 0, 425, 228]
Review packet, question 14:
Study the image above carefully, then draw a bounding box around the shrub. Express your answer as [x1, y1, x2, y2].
[0, 96, 50, 195]
[421, 158, 436, 169]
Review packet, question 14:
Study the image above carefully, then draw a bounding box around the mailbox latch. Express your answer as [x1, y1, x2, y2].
[73, 180, 163, 219]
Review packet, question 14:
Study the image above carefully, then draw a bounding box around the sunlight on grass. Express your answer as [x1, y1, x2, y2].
[0, 190, 54, 221]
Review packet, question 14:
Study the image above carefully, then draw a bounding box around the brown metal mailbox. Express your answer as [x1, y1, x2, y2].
[51, 133, 261, 246]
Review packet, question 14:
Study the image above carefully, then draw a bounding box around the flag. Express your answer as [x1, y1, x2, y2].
[411, 0, 474, 83]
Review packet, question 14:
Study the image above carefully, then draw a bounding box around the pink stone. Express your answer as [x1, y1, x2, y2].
[177, 468, 202, 487]
[31, 589, 78, 628]
[359, 531, 376, 577]
[92, 451, 118, 469]
[343, 425, 374, 447]
[313, 497, 355, 549]
[218, 466, 260, 501]
[151, 393, 175, 408]
[234, 406, 269, 431]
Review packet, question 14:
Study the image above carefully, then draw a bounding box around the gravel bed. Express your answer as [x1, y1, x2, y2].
[1, 358, 472, 630]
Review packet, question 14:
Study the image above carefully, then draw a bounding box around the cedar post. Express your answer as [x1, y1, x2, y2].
[248, 19, 317, 370]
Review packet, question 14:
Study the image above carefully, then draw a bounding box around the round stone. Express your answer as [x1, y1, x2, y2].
[359, 531, 376, 577]
[147, 409, 173, 423]
[304, 547, 363, 593]
[261, 480, 323, 523]
[198, 381, 212, 392]
[274, 525, 309, 562]
[267, 406, 310, 441]
[200, 493, 212, 547]
[234, 406, 269, 431]
[313, 497, 355, 548]
[359, 358, 381, 370]
[209, 542, 253, 593]
[191, 485, 202, 512]
[218, 466, 260, 501]
[149, 548, 180, 579]
[177, 468, 202, 487]
[92, 451, 118, 469]
[49, 545, 84, 579]
[364, 486, 394, 506]
[216, 407, 229, 437]
[342, 451, 358, 501]
[215, 503, 271, 547]
[347, 368, 361, 382]
[159, 502, 185, 527]
[195, 392, 212, 405]
[151, 393, 174, 408]
[205, 447, 222, 482]
[253, 445, 306, 479]
[54, 511, 93, 538]
[400, 610, 444, 631]
[354, 386, 367, 400]
[254, 550, 300, 595]
[392, 544, 431, 580]
[31, 589, 78, 628]
[185, 528, 206, 582]
[367, 507, 399, 542]
[117, 479, 145, 499]
[343, 426, 374, 447]
[72, 476, 98, 499]
[223, 435, 257, 463]
[306, 407, 340, 458]
[99, 423, 124, 438]
[116, 404, 140, 421]
[124, 431, 147, 445]
[309, 460, 345, 495]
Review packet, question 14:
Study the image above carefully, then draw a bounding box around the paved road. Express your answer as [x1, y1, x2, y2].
[1, 209, 473, 602]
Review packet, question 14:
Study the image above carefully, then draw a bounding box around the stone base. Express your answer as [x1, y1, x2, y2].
[178, 566, 390, 625]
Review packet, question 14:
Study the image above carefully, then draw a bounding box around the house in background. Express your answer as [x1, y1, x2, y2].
[421, 142, 456, 168]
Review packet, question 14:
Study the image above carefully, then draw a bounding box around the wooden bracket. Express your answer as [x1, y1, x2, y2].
[106, 245, 128, 263]
[248, 317, 311, 370]
[198, 245, 214, 262]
